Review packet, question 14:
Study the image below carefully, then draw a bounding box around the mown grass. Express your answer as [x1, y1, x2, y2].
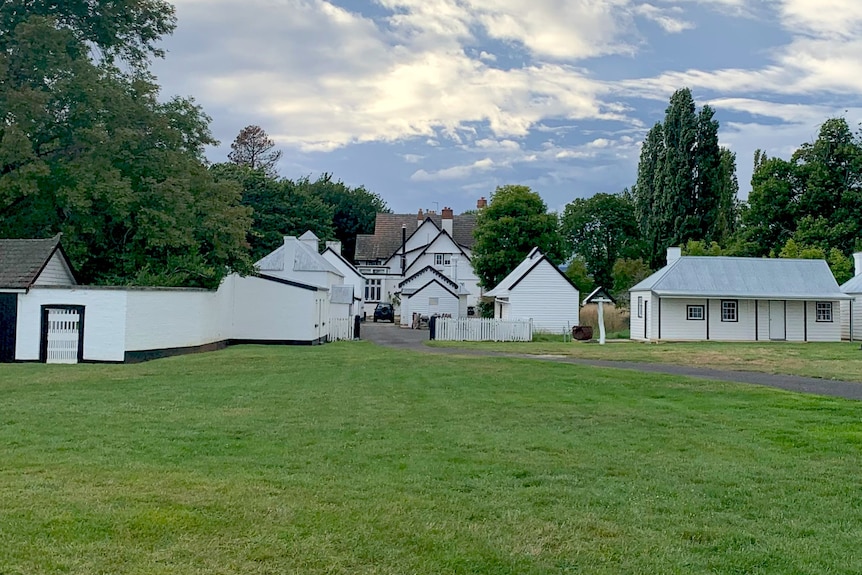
[2, 343, 862, 573]
[432, 339, 862, 382]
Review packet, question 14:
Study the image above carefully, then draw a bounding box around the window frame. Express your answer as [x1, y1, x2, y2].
[365, 278, 382, 302]
[434, 253, 452, 266]
[687, 305, 705, 321]
[637, 296, 643, 318]
[720, 299, 738, 322]
[815, 301, 833, 323]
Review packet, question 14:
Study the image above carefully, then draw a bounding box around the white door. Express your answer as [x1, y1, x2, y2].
[769, 300, 785, 340]
[46, 308, 81, 364]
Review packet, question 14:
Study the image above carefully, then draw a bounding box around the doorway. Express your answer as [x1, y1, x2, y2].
[40, 306, 84, 364]
[0, 294, 17, 362]
[769, 300, 785, 340]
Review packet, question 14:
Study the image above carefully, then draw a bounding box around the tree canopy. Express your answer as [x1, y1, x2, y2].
[0, 0, 253, 288]
[633, 88, 737, 267]
[471, 185, 565, 289]
[228, 125, 283, 176]
[560, 192, 641, 289]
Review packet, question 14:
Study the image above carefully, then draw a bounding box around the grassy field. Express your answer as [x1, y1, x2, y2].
[2, 343, 862, 573]
[432, 339, 862, 382]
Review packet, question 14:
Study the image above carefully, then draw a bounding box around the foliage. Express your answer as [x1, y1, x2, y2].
[3, 345, 862, 573]
[304, 173, 389, 262]
[633, 88, 737, 267]
[682, 240, 725, 256]
[228, 125, 283, 176]
[211, 165, 334, 261]
[471, 185, 565, 289]
[560, 192, 641, 288]
[741, 119, 862, 260]
[611, 257, 652, 302]
[0, 8, 252, 288]
[564, 257, 594, 293]
[776, 239, 854, 284]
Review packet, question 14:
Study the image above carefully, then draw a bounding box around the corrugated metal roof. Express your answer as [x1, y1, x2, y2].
[841, 273, 862, 294]
[631, 256, 848, 299]
[484, 248, 542, 297]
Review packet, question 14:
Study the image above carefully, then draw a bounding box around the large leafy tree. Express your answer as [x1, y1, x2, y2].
[305, 173, 389, 262]
[228, 125, 283, 176]
[560, 192, 641, 289]
[211, 165, 335, 262]
[633, 88, 736, 267]
[0, 2, 252, 288]
[471, 185, 565, 289]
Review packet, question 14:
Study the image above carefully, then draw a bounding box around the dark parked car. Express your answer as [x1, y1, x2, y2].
[373, 302, 395, 322]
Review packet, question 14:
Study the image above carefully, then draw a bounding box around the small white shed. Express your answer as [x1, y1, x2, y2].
[840, 252, 862, 341]
[398, 266, 466, 326]
[484, 248, 580, 333]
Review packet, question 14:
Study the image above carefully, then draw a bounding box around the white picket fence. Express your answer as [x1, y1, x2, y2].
[328, 316, 354, 341]
[436, 317, 533, 342]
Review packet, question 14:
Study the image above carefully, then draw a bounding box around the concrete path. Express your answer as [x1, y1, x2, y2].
[361, 322, 862, 401]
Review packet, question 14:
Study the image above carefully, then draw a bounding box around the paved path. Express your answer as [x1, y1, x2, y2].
[361, 322, 862, 401]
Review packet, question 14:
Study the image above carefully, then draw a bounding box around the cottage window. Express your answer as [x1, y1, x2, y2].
[365, 279, 382, 302]
[816, 301, 833, 322]
[721, 300, 737, 322]
[637, 296, 643, 318]
[435, 253, 451, 266]
[429, 297, 439, 306]
[687, 305, 704, 321]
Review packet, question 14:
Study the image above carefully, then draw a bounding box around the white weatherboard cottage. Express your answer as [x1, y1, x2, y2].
[484, 248, 580, 333]
[1, 233, 354, 364]
[630, 247, 849, 342]
[398, 266, 468, 326]
[322, 240, 366, 318]
[839, 252, 862, 341]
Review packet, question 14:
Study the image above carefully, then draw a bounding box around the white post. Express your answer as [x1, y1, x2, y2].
[597, 300, 606, 345]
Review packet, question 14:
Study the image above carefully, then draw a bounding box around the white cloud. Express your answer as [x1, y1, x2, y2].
[633, 4, 694, 33]
[401, 153, 425, 163]
[411, 158, 497, 181]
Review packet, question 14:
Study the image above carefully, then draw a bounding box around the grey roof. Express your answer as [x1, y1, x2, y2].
[256, 236, 343, 277]
[330, 285, 355, 304]
[841, 274, 862, 294]
[631, 256, 849, 300]
[0, 235, 76, 289]
[355, 212, 477, 261]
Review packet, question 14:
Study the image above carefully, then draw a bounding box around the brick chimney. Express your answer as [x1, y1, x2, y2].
[477, 196, 487, 209]
[441, 206, 453, 235]
[417, 208, 424, 228]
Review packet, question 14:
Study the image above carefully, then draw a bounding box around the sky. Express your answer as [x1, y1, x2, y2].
[151, 0, 862, 214]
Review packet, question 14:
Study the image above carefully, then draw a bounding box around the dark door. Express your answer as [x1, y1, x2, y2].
[0, 294, 18, 362]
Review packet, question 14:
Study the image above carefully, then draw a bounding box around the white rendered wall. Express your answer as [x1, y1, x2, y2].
[227, 275, 319, 341]
[507, 261, 579, 333]
[16, 287, 128, 361]
[124, 289, 224, 352]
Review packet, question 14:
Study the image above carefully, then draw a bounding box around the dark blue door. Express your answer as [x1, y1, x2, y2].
[0, 294, 18, 362]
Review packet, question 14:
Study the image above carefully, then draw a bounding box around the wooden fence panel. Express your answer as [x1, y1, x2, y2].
[436, 317, 533, 342]
[328, 316, 353, 342]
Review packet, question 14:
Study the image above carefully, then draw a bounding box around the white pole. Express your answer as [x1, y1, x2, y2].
[598, 300, 606, 345]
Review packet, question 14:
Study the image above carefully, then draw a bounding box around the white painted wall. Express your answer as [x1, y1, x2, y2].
[840, 298, 861, 340]
[505, 260, 579, 333]
[227, 275, 320, 342]
[124, 289, 225, 352]
[33, 252, 76, 286]
[654, 298, 708, 340]
[629, 291, 650, 341]
[322, 251, 365, 310]
[16, 287, 128, 361]
[804, 300, 842, 342]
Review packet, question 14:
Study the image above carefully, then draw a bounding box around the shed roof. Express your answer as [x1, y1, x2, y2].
[0, 234, 76, 289]
[485, 248, 577, 298]
[841, 273, 862, 294]
[355, 212, 477, 261]
[631, 256, 849, 300]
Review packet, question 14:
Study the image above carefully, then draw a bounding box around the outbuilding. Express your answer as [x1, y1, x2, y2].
[840, 252, 862, 341]
[630, 247, 849, 342]
[484, 248, 580, 333]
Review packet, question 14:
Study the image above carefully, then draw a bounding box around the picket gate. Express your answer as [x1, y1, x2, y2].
[435, 317, 533, 342]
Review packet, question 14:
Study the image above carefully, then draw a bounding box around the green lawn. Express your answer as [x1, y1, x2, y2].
[2, 344, 862, 573]
[431, 339, 862, 382]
